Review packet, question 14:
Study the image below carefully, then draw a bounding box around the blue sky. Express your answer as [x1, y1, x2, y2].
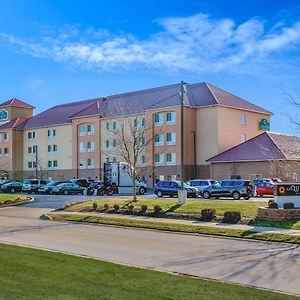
[1, 0, 300, 134]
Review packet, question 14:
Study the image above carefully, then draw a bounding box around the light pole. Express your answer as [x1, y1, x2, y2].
[34, 145, 38, 179]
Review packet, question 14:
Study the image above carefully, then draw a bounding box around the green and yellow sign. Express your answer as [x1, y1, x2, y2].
[0, 109, 8, 121]
[259, 118, 270, 131]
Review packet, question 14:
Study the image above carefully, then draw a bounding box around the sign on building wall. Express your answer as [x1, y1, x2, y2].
[258, 118, 270, 131]
[0, 109, 8, 121]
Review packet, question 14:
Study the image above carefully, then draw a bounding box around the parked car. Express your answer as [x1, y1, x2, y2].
[154, 180, 198, 198]
[22, 179, 48, 194]
[87, 181, 113, 196]
[186, 179, 214, 196]
[38, 181, 70, 194]
[252, 178, 273, 186]
[201, 180, 255, 200]
[0, 180, 12, 188]
[1, 181, 23, 193]
[255, 182, 274, 197]
[52, 182, 85, 195]
[71, 179, 91, 188]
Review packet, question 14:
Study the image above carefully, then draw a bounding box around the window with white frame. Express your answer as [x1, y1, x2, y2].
[112, 139, 117, 148]
[155, 133, 164, 146]
[79, 142, 86, 152]
[106, 122, 110, 130]
[28, 146, 36, 155]
[134, 118, 138, 128]
[28, 161, 36, 169]
[166, 152, 176, 165]
[87, 141, 94, 152]
[87, 124, 94, 135]
[27, 131, 36, 139]
[154, 153, 164, 166]
[53, 145, 58, 152]
[241, 133, 247, 143]
[154, 113, 164, 126]
[241, 114, 246, 126]
[141, 117, 146, 127]
[166, 132, 176, 145]
[4, 147, 9, 157]
[48, 129, 57, 137]
[87, 158, 95, 169]
[4, 133, 8, 142]
[48, 160, 58, 168]
[48, 160, 52, 168]
[79, 159, 86, 169]
[112, 121, 117, 130]
[106, 140, 110, 148]
[79, 125, 86, 136]
[166, 112, 176, 125]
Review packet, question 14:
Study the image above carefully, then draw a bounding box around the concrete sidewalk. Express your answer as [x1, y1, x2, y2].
[50, 210, 300, 236]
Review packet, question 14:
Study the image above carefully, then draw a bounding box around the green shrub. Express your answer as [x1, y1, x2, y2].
[140, 204, 148, 213]
[103, 203, 109, 210]
[153, 205, 162, 214]
[113, 204, 120, 211]
[201, 209, 216, 222]
[223, 211, 241, 224]
[268, 200, 278, 209]
[92, 202, 98, 210]
[128, 204, 134, 211]
[283, 202, 295, 209]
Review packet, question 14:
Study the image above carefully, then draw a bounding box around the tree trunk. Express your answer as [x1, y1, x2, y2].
[132, 171, 137, 202]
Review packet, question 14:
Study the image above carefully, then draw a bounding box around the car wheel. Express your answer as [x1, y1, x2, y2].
[260, 195, 263, 197]
[98, 189, 105, 196]
[139, 187, 145, 195]
[244, 195, 250, 200]
[202, 191, 210, 199]
[10, 188, 15, 193]
[157, 190, 163, 198]
[87, 189, 94, 196]
[232, 191, 241, 200]
[107, 189, 113, 196]
[63, 189, 69, 195]
[215, 197, 219, 199]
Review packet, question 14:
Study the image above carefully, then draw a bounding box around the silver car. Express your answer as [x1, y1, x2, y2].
[186, 179, 214, 196]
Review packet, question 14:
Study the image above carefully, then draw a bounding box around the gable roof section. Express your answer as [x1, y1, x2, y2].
[0, 117, 29, 130]
[14, 82, 271, 129]
[0, 98, 35, 109]
[207, 132, 300, 163]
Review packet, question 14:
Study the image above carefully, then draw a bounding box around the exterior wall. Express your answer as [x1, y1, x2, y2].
[0, 106, 33, 122]
[210, 160, 300, 182]
[71, 116, 101, 179]
[0, 128, 13, 175]
[22, 124, 73, 180]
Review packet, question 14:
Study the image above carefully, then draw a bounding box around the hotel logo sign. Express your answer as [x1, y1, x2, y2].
[0, 109, 8, 121]
[258, 118, 270, 131]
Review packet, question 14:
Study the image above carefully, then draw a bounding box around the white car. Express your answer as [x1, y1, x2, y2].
[186, 179, 214, 196]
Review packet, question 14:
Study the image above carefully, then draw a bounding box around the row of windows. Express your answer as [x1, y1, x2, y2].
[154, 152, 176, 165]
[79, 141, 95, 152]
[155, 132, 176, 146]
[0, 133, 9, 142]
[27, 160, 58, 169]
[0, 148, 9, 156]
[79, 158, 95, 169]
[154, 112, 176, 126]
[27, 145, 58, 154]
[79, 124, 95, 136]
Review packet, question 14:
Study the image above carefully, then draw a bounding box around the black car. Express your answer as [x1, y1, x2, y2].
[201, 180, 255, 200]
[87, 181, 113, 196]
[154, 180, 198, 198]
[1, 181, 23, 193]
[52, 182, 85, 195]
[71, 179, 91, 188]
[38, 181, 70, 194]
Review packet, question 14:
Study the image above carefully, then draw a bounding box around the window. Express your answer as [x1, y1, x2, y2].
[166, 132, 176, 145]
[241, 133, 247, 143]
[134, 118, 138, 127]
[141, 155, 146, 164]
[27, 131, 36, 139]
[112, 157, 117, 163]
[87, 141, 95, 152]
[53, 145, 58, 152]
[155, 133, 164, 146]
[106, 140, 110, 148]
[166, 112, 176, 125]
[140, 137, 146, 146]
[48, 129, 56, 137]
[79, 159, 86, 169]
[28, 147, 32, 154]
[28, 162, 33, 169]
[79, 142, 86, 152]
[4, 148, 9, 157]
[53, 160, 58, 168]
[154, 153, 164, 166]
[87, 124, 94, 135]
[4, 133, 8, 142]
[112, 139, 117, 148]
[166, 152, 176, 165]
[141, 117, 146, 127]
[154, 113, 164, 126]
[87, 158, 95, 169]
[79, 125, 85, 136]
[241, 114, 246, 126]
[113, 121, 117, 130]
[106, 122, 110, 130]
[48, 145, 52, 153]
[48, 161, 52, 168]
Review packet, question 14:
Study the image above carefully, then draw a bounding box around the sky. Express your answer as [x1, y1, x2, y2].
[0, 0, 300, 135]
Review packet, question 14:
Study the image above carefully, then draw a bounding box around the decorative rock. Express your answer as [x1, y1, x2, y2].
[39, 214, 53, 221]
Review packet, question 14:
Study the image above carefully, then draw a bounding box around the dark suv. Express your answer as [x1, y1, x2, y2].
[154, 180, 198, 198]
[201, 180, 254, 200]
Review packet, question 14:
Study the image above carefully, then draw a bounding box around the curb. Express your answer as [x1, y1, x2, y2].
[0, 196, 34, 208]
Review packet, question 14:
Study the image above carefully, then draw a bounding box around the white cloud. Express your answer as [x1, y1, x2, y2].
[0, 12, 300, 73]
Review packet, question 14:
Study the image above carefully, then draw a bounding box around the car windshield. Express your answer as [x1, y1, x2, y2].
[46, 181, 60, 186]
[175, 181, 189, 188]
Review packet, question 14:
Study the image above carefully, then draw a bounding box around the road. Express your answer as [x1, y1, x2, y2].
[0, 202, 299, 295]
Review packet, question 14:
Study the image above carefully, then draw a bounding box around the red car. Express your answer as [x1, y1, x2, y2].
[255, 182, 274, 197]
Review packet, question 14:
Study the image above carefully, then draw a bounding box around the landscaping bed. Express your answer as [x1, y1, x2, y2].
[0, 194, 31, 206]
[0, 243, 295, 300]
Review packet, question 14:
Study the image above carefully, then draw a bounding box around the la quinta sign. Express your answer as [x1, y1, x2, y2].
[0, 109, 8, 121]
[258, 118, 270, 131]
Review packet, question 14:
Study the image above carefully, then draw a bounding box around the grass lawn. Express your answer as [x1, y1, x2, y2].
[255, 219, 300, 230]
[51, 213, 300, 244]
[0, 194, 27, 204]
[65, 198, 266, 218]
[0, 243, 296, 300]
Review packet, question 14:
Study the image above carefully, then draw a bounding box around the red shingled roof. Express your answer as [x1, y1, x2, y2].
[0, 117, 29, 130]
[206, 132, 300, 163]
[0, 98, 35, 109]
